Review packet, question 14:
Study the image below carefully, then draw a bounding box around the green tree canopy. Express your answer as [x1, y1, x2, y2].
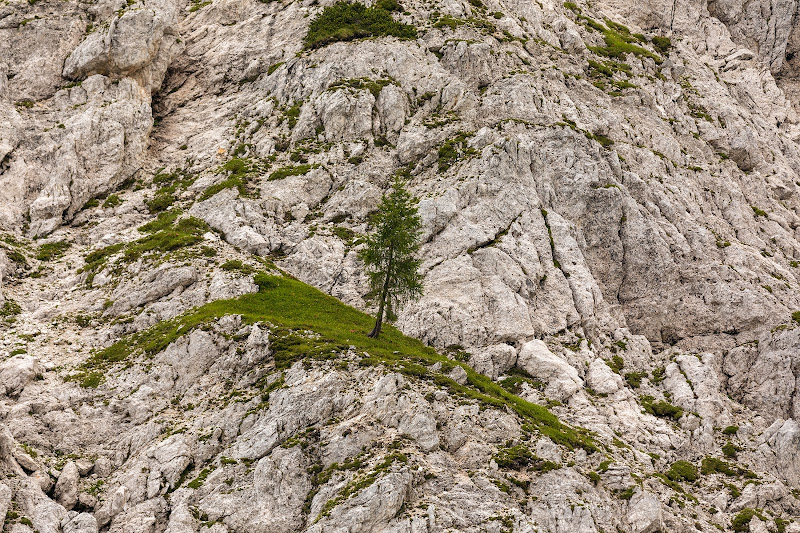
[359, 176, 423, 338]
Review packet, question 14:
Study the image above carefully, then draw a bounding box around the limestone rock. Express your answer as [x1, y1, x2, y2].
[55, 461, 80, 511]
[0, 354, 39, 398]
[517, 340, 583, 401]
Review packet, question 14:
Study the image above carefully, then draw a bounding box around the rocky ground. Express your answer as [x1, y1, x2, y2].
[2, 0, 800, 531]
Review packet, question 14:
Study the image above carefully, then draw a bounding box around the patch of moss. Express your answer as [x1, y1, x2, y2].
[722, 425, 739, 435]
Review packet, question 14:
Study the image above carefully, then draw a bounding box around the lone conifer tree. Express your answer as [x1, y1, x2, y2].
[360, 176, 423, 338]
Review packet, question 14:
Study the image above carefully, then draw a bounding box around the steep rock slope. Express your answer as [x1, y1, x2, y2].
[2, 0, 800, 531]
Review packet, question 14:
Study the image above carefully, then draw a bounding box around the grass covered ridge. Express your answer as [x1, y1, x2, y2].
[74, 273, 596, 453]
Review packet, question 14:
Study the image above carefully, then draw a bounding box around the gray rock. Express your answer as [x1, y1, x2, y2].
[55, 461, 80, 511]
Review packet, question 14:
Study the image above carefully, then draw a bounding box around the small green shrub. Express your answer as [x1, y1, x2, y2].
[666, 460, 697, 483]
[304, 1, 417, 49]
[751, 206, 767, 217]
[722, 425, 739, 435]
[492, 444, 561, 472]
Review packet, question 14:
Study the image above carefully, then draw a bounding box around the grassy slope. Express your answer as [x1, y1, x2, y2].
[79, 273, 596, 452]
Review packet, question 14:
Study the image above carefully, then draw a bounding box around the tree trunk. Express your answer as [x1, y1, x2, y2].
[368, 246, 393, 338]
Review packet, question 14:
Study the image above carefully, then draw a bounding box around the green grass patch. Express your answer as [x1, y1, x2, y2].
[0, 299, 22, 324]
[732, 508, 767, 532]
[651, 36, 671, 55]
[221, 259, 256, 276]
[438, 132, 477, 172]
[268, 164, 319, 181]
[499, 367, 544, 394]
[200, 158, 264, 201]
[585, 19, 662, 64]
[304, 1, 417, 49]
[102, 194, 123, 208]
[81, 216, 209, 285]
[36, 240, 70, 261]
[74, 274, 596, 453]
[328, 77, 397, 99]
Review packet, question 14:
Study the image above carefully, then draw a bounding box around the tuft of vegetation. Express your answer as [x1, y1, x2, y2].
[304, 1, 417, 50]
[268, 164, 319, 181]
[666, 460, 698, 483]
[146, 168, 197, 213]
[576, 13, 662, 64]
[102, 194, 123, 208]
[500, 367, 543, 394]
[751, 206, 767, 217]
[701, 456, 757, 479]
[221, 260, 256, 276]
[624, 371, 646, 388]
[722, 425, 739, 435]
[36, 240, 70, 261]
[651, 36, 672, 55]
[493, 444, 561, 472]
[438, 132, 478, 172]
[187, 467, 214, 489]
[641, 395, 683, 420]
[0, 299, 22, 324]
[328, 77, 397, 99]
[732, 508, 767, 532]
[200, 158, 264, 201]
[81, 216, 210, 286]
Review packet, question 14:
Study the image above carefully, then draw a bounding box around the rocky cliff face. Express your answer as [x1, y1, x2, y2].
[3, 0, 800, 531]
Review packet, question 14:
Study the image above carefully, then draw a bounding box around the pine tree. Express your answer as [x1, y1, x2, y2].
[359, 176, 423, 338]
